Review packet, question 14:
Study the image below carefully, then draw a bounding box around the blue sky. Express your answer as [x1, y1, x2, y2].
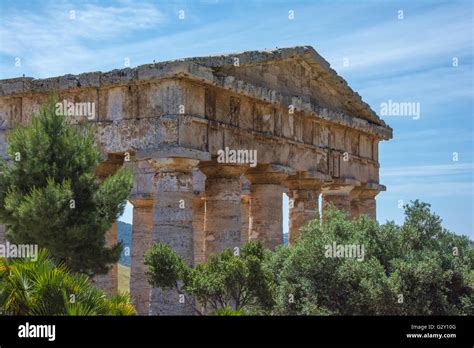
[0, 0, 472, 238]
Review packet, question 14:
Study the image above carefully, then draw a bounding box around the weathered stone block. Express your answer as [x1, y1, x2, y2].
[0, 97, 21, 129]
[21, 95, 48, 125]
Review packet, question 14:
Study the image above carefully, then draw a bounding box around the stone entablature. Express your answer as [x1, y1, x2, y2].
[0, 80, 384, 181]
[0, 46, 392, 315]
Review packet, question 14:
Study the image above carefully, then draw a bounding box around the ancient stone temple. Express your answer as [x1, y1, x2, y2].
[0, 46, 392, 315]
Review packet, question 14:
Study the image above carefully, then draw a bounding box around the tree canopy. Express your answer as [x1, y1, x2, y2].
[0, 96, 133, 275]
[144, 241, 275, 315]
[270, 201, 473, 315]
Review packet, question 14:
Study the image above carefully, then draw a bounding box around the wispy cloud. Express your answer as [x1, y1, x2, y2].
[393, 129, 472, 142]
[324, 4, 472, 74]
[381, 162, 473, 199]
[387, 181, 473, 197]
[0, 1, 166, 77]
[382, 163, 474, 178]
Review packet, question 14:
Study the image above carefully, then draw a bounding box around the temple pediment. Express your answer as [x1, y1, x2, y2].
[184, 46, 388, 128]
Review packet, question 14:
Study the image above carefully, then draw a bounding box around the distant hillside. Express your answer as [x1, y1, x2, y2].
[118, 221, 131, 266]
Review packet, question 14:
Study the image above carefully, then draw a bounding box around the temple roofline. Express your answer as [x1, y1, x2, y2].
[0, 46, 392, 135]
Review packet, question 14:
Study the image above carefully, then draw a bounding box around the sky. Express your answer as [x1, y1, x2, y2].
[0, 0, 472, 238]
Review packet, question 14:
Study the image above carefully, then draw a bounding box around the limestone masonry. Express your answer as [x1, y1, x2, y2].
[0, 46, 392, 315]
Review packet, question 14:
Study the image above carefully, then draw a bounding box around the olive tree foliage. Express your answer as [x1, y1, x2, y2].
[144, 241, 275, 315]
[269, 201, 473, 315]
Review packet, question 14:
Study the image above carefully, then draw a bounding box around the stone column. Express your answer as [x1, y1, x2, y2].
[149, 157, 198, 316]
[199, 163, 245, 258]
[350, 184, 385, 219]
[0, 224, 5, 244]
[286, 176, 323, 244]
[193, 196, 206, 264]
[357, 190, 377, 218]
[322, 179, 359, 218]
[240, 175, 251, 245]
[127, 159, 155, 315]
[350, 191, 361, 219]
[240, 194, 250, 244]
[92, 154, 124, 295]
[93, 223, 118, 296]
[246, 165, 295, 250]
[192, 169, 206, 265]
[129, 198, 153, 315]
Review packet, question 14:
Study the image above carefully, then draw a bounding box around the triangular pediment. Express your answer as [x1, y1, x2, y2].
[181, 46, 387, 128]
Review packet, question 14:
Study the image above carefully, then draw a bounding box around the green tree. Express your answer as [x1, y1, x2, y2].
[0, 95, 133, 275]
[270, 201, 473, 315]
[212, 305, 244, 316]
[144, 241, 275, 315]
[0, 249, 135, 315]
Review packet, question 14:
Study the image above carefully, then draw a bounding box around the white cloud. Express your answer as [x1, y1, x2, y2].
[382, 162, 474, 178]
[381, 162, 474, 198]
[387, 181, 473, 197]
[0, 1, 165, 77]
